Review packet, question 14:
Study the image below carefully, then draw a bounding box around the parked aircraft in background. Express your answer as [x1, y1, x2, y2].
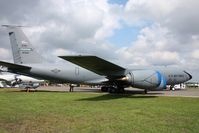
[0, 72, 44, 89]
[0, 25, 192, 93]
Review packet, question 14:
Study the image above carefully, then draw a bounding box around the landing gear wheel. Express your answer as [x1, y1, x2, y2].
[118, 87, 125, 93]
[170, 85, 174, 91]
[101, 86, 125, 94]
[144, 89, 147, 94]
[101, 87, 108, 92]
[108, 87, 117, 93]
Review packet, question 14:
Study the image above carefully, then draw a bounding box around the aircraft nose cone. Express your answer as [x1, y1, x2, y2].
[184, 71, 192, 80]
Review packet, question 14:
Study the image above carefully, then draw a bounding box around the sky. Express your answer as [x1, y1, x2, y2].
[0, 0, 198, 81]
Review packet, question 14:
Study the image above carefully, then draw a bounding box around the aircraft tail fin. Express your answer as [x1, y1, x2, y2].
[2, 25, 43, 64]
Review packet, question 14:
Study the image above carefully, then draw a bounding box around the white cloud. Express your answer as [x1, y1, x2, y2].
[192, 49, 199, 59]
[53, 48, 78, 56]
[116, 24, 180, 65]
[0, 48, 10, 60]
[124, 0, 178, 25]
[34, 0, 122, 57]
[118, 0, 199, 81]
[0, 0, 198, 81]
[148, 51, 180, 65]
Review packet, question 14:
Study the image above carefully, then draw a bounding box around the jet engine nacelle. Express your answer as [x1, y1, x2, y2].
[123, 70, 167, 90]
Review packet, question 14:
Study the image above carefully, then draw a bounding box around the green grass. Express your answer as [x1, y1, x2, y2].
[0, 89, 199, 133]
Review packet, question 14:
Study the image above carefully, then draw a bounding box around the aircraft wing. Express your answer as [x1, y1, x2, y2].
[0, 61, 31, 72]
[59, 56, 126, 76]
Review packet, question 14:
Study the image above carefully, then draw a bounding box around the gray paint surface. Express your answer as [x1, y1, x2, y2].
[0, 26, 192, 90]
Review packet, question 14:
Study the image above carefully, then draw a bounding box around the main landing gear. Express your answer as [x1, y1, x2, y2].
[170, 85, 175, 91]
[144, 89, 147, 94]
[101, 86, 125, 93]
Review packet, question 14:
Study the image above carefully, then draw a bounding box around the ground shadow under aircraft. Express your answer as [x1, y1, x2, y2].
[3, 87, 162, 100]
[76, 89, 160, 101]
[28, 88, 162, 95]
[77, 94, 157, 101]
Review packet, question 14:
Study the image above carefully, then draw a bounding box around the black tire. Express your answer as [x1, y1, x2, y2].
[144, 89, 147, 94]
[170, 85, 174, 90]
[118, 87, 125, 93]
[101, 87, 108, 92]
[108, 87, 116, 93]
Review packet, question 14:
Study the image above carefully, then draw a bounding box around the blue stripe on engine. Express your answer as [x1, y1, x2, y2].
[156, 71, 162, 86]
[162, 75, 167, 89]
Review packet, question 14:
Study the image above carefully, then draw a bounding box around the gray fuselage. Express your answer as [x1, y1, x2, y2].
[17, 62, 191, 87]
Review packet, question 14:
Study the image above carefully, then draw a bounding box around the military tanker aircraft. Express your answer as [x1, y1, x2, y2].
[0, 25, 192, 93]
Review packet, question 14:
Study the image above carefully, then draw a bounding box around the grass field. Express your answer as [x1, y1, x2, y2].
[0, 89, 199, 133]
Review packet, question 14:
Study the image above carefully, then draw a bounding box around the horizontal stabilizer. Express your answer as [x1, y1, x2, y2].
[59, 56, 126, 76]
[0, 61, 31, 71]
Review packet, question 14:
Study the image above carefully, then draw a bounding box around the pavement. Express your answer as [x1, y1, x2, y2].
[36, 86, 199, 98]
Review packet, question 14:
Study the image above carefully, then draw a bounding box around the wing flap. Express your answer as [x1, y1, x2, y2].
[59, 56, 126, 76]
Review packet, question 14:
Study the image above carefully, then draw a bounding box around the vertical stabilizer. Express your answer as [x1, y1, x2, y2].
[2, 25, 43, 64]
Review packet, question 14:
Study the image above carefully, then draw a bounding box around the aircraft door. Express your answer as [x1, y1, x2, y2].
[75, 67, 79, 76]
[130, 72, 134, 85]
